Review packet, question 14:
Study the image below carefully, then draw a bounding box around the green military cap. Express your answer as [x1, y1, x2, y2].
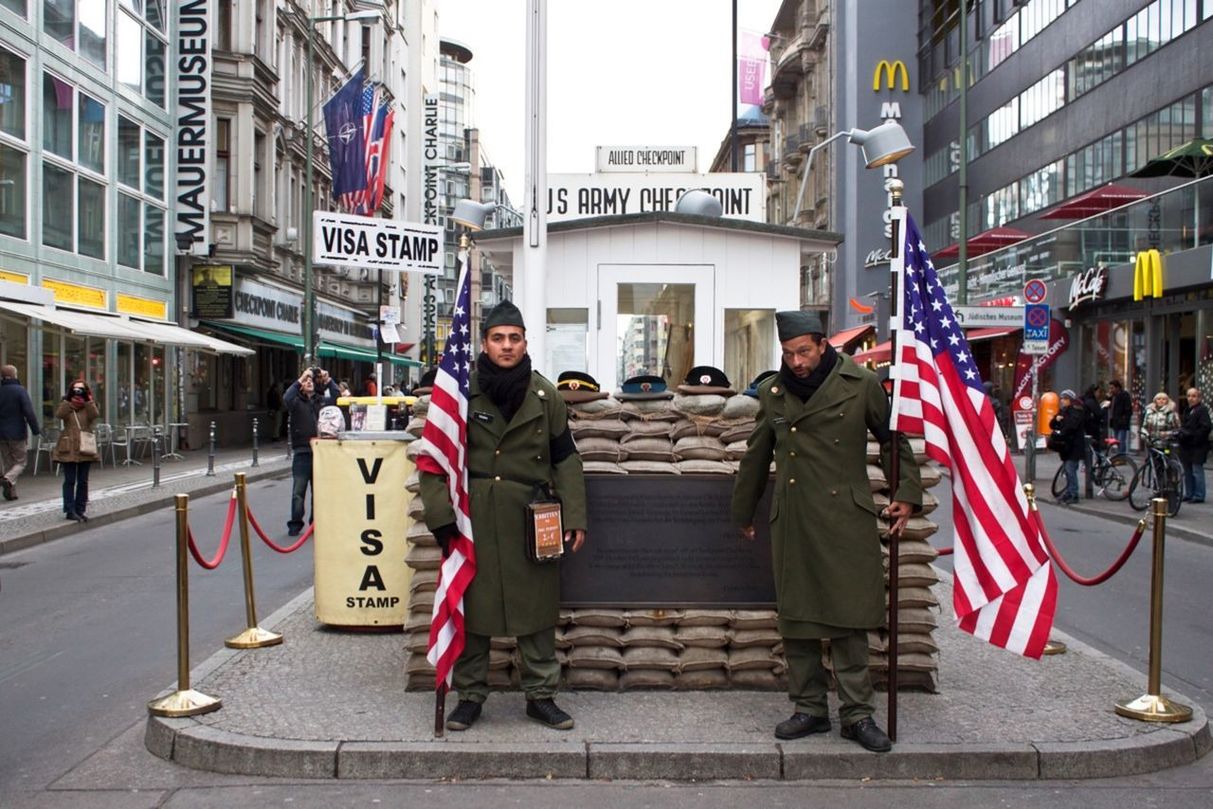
[482, 299, 526, 335]
[776, 310, 825, 342]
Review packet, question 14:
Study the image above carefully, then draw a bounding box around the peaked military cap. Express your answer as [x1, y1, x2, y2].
[676, 365, 736, 397]
[614, 374, 673, 401]
[557, 370, 609, 403]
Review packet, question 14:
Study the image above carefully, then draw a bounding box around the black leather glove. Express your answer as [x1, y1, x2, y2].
[433, 523, 460, 558]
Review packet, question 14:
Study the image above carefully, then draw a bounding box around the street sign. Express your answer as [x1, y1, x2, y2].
[1023, 339, 1049, 355]
[953, 305, 1023, 328]
[1023, 303, 1050, 342]
[1023, 278, 1048, 304]
[313, 211, 444, 274]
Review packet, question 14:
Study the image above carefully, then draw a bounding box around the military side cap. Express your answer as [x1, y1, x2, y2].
[412, 367, 437, 396]
[677, 365, 735, 397]
[776, 310, 825, 342]
[557, 370, 609, 403]
[614, 374, 673, 401]
[482, 299, 526, 335]
[743, 370, 778, 398]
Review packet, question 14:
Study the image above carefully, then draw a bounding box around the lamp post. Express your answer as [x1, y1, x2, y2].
[303, 6, 382, 364]
[791, 121, 915, 222]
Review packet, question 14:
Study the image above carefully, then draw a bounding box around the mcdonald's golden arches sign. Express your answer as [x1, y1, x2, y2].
[873, 59, 909, 91]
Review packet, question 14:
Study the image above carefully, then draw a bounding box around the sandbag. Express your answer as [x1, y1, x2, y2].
[405, 543, 442, 571]
[673, 436, 729, 460]
[669, 419, 728, 440]
[675, 459, 735, 475]
[674, 669, 730, 689]
[562, 625, 624, 647]
[677, 610, 733, 627]
[567, 646, 624, 670]
[625, 609, 684, 627]
[622, 646, 680, 671]
[574, 436, 628, 462]
[619, 401, 681, 420]
[621, 460, 680, 474]
[721, 395, 760, 420]
[620, 669, 675, 689]
[406, 521, 436, 546]
[407, 494, 426, 520]
[569, 399, 624, 418]
[620, 626, 682, 649]
[411, 397, 430, 417]
[405, 469, 421, 493]
[675, 625, 731, 648]
[728, 628, 782, 648]
[677, 647, 729, 672]
[720, 421, 756, 443]
[564, 667, 620, 690]
[569, 609, 626, 628]
[409, 568, 438, 594]
[728, 669, 784, 690]
[730, 610, 778, 630]
[672, 394, 727, 417]
[893, 586, 939, 608]
[583, 460, 628, 475]
[620, 419, 675, 437]
[879, 517, 938, 541]
[570, 419, 630, 440]
[725, 440, 749, 460]
[727, 647, 780, 671]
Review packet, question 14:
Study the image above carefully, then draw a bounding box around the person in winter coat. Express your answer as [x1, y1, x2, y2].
[53, 381, 100, 522]
[282, 368, 341, 536]
[419, 301, 587, 733]
[1177, 387, 1209, 503]
[1050, 389, 1087, 504]
[0, 365, 41, 500]
[1140, 391, 1180, 446]
[732, 310, 921, 754]
[1107, 379, 1133, 454]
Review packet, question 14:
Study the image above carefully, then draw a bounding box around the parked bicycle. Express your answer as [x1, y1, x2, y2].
[1051, 436, 1137, 501]
[1128, 436, 1185, 516]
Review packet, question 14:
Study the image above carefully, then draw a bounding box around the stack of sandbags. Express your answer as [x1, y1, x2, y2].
[567, 398, 628, 475]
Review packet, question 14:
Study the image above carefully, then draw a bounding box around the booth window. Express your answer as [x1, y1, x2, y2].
[616, 283, 694, 389]
[724, 309, 774, 394]
[545, 308, 587, 376]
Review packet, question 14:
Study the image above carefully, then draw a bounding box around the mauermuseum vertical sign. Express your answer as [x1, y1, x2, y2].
[175, 0, 212, 255]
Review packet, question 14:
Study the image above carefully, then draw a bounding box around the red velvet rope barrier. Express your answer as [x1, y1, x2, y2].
[186, 495, 238, 570]
[246, 507, 313, 554]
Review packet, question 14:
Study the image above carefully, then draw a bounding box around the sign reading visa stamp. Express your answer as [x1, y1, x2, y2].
[313, 211, 444, 274]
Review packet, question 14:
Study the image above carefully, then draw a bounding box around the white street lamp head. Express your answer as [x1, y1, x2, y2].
[848, 121, 915, 168]
[674, 189, 723, 217]
[451, 199, 496, 231]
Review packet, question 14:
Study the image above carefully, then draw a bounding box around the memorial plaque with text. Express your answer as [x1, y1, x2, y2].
[560, 475, 775, 608]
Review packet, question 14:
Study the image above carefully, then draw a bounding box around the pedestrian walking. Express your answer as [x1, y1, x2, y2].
[1049, 389, 1086, 504]
[420, 300, 587, 733]
[1177, 387, 1209, 503]
[1107, 379, 1132, 453]
[283, 367, 340, 536]
[53, 381, 100, 522]
[0, 364, 41, 501]
[731, 310, 922, 753]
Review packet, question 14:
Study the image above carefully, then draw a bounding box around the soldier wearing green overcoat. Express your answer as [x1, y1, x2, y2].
[420, 301, 587, 732]
[731, 310, 922, 753]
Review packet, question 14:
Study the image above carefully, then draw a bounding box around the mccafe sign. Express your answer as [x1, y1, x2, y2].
[1068, 266, 1108, 310]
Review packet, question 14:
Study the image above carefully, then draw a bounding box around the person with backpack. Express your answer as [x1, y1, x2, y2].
[1049, 389, 1087, 504]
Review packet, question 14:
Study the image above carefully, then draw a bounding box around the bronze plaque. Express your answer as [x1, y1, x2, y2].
[560, 475, 774, 608]
[192, 264, 234, 318]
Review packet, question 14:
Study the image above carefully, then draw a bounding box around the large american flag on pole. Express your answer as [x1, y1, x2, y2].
[414, 248, 476, 686]
[891, 213, 1057, 658]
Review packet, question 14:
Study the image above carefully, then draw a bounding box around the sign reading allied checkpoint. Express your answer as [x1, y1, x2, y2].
[313, 211, 444, 274]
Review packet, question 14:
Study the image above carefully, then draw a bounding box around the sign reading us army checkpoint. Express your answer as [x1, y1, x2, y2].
[312, 211, 444, 274]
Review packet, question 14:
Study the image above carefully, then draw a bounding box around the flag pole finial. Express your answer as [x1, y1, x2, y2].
[889, 178, 904, 207]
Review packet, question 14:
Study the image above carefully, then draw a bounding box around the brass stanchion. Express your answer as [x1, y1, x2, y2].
[1024, 484, 1068, 655]
[148, 495, 222, 717]
[225, 473, 283, 649]
[1115, 497, 1192, 722]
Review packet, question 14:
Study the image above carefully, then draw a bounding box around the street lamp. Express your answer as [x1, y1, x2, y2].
[791, 120, 915, 221]
[303, 4, 383, 364]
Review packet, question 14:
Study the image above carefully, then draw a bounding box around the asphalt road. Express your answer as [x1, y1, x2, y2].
[0, 476, 312, 799]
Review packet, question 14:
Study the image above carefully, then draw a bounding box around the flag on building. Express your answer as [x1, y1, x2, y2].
[363, 99, 394, 214]
[891, 213, 1057, 659]
[323, 69, 368, 199]
[738, 30, 769, 108]
[414, 249, 476, 687]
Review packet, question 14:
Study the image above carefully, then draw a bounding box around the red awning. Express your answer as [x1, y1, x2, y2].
[853, 340, 891, 365]
[965, 327, 1020, 342]
[1039, 183, 1146, 220]
[935, 226, 1031, 260]
[828, 324, 875, 350]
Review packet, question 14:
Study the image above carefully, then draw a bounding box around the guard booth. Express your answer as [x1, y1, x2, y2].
[474, 212, 842, 388]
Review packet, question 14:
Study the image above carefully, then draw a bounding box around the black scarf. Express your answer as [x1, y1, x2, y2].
[779, 342, 838, 402]
[477, 352, 532, 422]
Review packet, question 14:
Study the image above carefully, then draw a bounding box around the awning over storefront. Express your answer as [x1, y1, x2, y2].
[203, 322, 421, 367]
[965, 327, 1020, 342]
[123, 318, 254, 355]
[828, 324, 875, 351]
[0, 299, 147, 339]
[1039, 183, 1146, 220]
[935, 226, 1031, 260]
[853, 340, 891, 365]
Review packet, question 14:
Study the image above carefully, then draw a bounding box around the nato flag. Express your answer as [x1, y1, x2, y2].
[323, 69, 368, 197]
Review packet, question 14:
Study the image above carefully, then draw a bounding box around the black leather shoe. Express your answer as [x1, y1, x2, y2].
[75, 512, 89, 523]
[65, 512, 82, 522]
[526, 698, 574, 730]
[1, 478, 12, 500]
[445, 700, 482, 731]
[841, 717, 892, 752]
[774, 712, 831, 740]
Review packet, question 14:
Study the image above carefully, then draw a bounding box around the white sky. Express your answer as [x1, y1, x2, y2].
[438, 0, 784, 202]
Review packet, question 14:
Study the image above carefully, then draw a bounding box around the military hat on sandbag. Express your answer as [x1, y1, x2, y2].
[557, 370, 609, 403]
[776, 310, 826, 342]
[412, 367, 437, 396]
[677, 365, 735, 397]
[481, 299, 526, 335]
[614, 374, 674, 401]
[743, 370, 778, 398]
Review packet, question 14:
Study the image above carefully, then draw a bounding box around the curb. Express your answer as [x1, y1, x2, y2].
[144, 585, 1212, 782]
[1039, 498, 1213, 549]
[0, 464, 291, 557]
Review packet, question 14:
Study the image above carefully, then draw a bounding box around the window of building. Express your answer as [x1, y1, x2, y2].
[743, 143, 757, 172]
[116, 3, 168, 107]
[253, 130, 265, 217]
[0, 48, 26, 139]
[118, 115, 140, 187]
[1068, 26, 1124, 100]
[1, 0, 26, 17]
[0, 143, 26, 239]
[214, 118, 230, 211]
[40, 74, 107, 259]
[116, 116, 167, 274]
[1019, 160, 1062, 215]
[1126, 94, 1196, 173]
[1064, 131, 1124, 198]
[44, 0, 106, 69]
[1019, 69, 1064, 131]
[984, 182, 1019, 229]
[0, 48, 26, 239]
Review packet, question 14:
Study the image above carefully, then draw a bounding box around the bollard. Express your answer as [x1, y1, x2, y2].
[148, 495, 222, 717]
[152, 426, 162, 488]
[251, 417, 260, 468]
[225, 473, 283, 649]
[1114, 497, 1193, 722]
[207, 421, 216, 477]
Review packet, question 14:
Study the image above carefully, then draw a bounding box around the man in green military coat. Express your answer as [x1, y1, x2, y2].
[732, 310, 921, 753]
[420, 301, 587, 732]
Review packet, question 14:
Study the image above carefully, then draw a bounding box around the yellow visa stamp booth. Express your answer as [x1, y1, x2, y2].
[312, 438, 412, 626]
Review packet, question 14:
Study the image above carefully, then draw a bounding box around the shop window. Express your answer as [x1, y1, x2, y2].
[1, 316, 28, 383]
[724, 310, 775, 396]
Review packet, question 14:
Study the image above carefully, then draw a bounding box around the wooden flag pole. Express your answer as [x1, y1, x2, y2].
[886, 179, 906, 741]
[435, 682, 446, 738]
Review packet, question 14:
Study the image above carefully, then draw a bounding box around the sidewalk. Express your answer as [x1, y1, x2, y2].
[0, 440, 292, 556]
[1025, 452, 1213, 547]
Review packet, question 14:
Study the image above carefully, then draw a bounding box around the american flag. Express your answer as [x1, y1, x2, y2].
[340, 84, 384, 214]
[414, 250, 476, 687]
[891, 214, 1057, 658]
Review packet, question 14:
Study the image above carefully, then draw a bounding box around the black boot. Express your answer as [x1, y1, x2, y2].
[774, 712, 831, 740]
[840, 717, 892, 752]
[445, 700, 482, 731]
[526, 698, 574, 730]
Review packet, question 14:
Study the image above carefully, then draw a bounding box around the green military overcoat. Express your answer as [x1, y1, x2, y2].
[420, 370, 586, 637]
[731, 355, 922, 631]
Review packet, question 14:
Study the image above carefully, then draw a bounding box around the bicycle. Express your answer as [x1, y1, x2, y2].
[1050, 436, 1137, 501]
[1128, 436, 1184, 516]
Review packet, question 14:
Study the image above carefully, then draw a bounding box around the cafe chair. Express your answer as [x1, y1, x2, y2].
[32, 427, 61, 476]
